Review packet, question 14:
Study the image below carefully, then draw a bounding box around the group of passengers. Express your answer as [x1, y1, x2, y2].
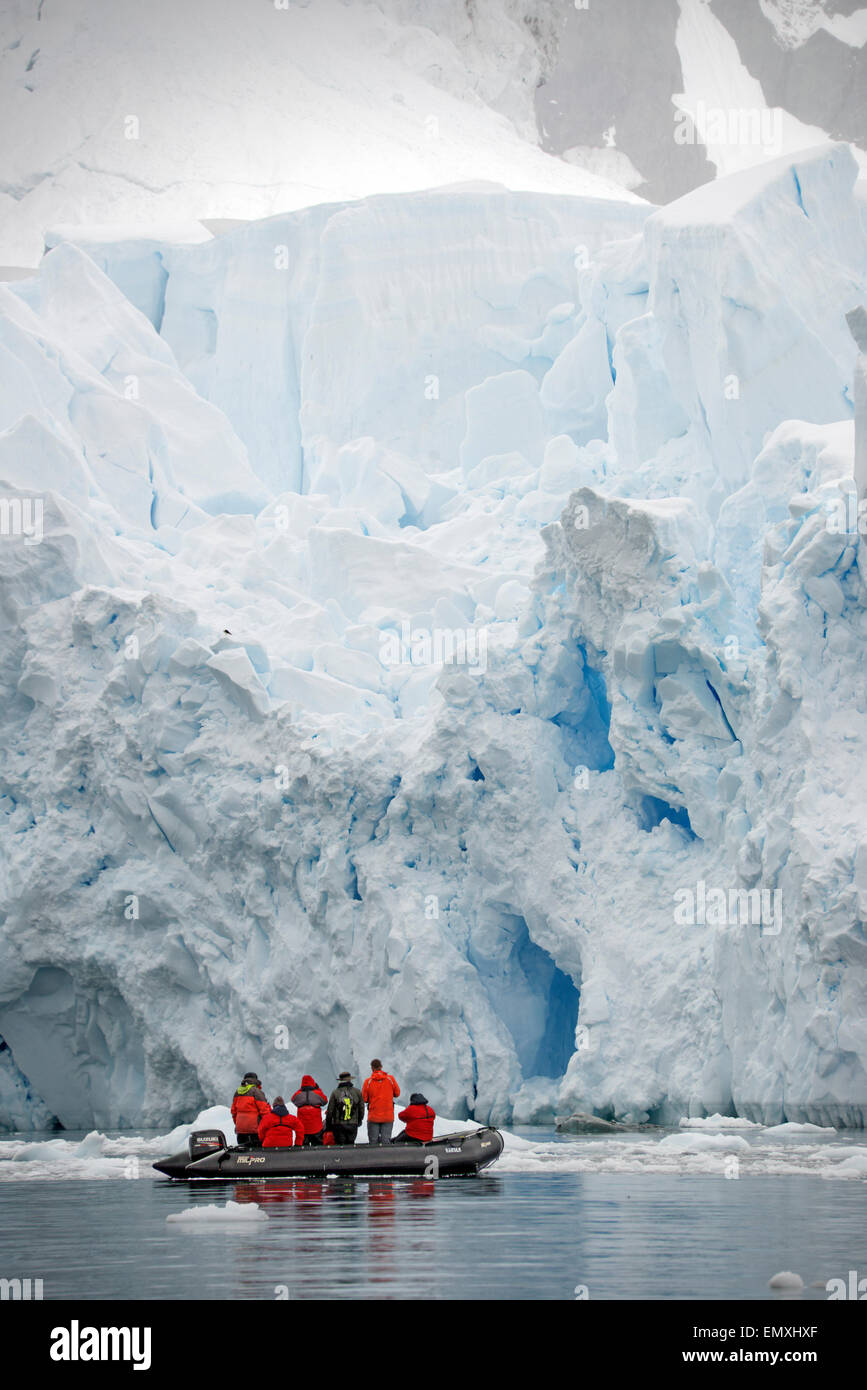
[230, 1059, 437, 1149]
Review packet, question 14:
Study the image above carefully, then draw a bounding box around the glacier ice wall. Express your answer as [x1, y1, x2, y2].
[1, 146, 866, 1130]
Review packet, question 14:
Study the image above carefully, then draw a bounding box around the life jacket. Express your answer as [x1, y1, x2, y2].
[362, 1070, 400, 1121]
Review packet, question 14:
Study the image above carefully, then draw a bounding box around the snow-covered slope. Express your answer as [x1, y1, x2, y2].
[0, 0, 640, 268]
[0, 144, 865, 1132]
[5, 0, 867, 271]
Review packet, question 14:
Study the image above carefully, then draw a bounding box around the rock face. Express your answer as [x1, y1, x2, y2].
[538, 0, 867, 203]
[1, 148, 866, 1131]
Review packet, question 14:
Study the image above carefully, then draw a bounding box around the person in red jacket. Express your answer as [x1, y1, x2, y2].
[395, 1092, 436, 1143]
[362, 1059, 400, 1144]
[258, 1096, 304, 1148]
[290, 1074, 328, 1146]
[231, 1072, 269, 1148]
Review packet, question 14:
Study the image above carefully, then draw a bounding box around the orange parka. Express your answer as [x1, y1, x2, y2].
[362, 1069, 400, 1121]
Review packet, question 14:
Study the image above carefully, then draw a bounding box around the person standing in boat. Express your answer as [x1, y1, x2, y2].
[258, 1095, 305, 1148]
[394, 1093, 436, 1144]
[325, 1071, 364, 1145]
[362, 1059, 400, 1144]
[231, 1072, 269, 1149]
[291, 1074, 329, 1146]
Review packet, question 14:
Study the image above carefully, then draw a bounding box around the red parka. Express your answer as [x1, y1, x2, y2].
[259, 1107, 304, 1148]
[231, 1083, 269, 1135]
[290, 1076, 328, 1135]
[397, 1103, 436, 1142]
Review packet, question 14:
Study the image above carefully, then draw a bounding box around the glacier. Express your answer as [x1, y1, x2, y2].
[0, 143, 866, 1133]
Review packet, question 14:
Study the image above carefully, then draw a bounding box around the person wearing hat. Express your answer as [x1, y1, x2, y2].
[231, 1072, 269, 1148]
[394, 1092, 436, 1144]
[325, 1071, 364, 1146]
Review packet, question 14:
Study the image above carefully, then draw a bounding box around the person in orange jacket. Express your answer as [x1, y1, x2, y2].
[258, 1096, 304, 1148]
[362, 1058, 400, 1144]
[231, 1072, 269, 1148]
[394, 1093, 436, 1143]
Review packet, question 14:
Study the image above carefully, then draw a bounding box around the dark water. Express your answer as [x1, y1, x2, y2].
[1, 1171, 865, 1301]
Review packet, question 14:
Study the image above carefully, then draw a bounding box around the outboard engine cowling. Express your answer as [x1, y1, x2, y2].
[188, 1130, 227, 1161]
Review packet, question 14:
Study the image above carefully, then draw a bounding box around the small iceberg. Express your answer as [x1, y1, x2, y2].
[167, 1200, 267, 1223]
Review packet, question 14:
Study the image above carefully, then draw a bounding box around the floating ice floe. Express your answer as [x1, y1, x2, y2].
[167, 1201, 268, 1223]
[763, 1122, 837, 1136]
[678, 1115, 764, 1130]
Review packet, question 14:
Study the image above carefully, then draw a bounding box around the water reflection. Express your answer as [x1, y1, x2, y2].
[2, 1172, 857, 1300]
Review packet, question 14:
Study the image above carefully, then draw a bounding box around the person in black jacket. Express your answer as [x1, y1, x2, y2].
[325, 1071, 364, 1145]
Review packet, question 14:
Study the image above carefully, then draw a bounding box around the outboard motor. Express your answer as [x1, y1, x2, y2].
[188, 1130, 227, 1161]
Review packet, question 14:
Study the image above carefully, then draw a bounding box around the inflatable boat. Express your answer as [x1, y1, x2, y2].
[153, 1126, 504, 1180]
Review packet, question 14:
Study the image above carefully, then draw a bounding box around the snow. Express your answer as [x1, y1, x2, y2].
[0, 142, 866, 1133]
[0, 0, 643, 268]
[674, 0, 836, 178]
[658, 1131, 751, 1153]
[760, 1, 867, 51]
[763, 1122, 837, 1136]
[679, 1114, 764, 1130]
[820, 1148, 867, 1179]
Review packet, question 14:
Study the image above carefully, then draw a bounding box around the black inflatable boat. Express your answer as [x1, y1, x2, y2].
[153, 1127, 504, 1180]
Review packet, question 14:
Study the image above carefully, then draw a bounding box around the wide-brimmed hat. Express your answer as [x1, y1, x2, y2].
[338, 1071, 355, 1081]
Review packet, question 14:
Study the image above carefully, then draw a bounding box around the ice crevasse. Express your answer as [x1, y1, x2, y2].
[0, 147, 865, 1133]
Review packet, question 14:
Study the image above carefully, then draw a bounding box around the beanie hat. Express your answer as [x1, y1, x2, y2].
[410, 1092, 428, 1106]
